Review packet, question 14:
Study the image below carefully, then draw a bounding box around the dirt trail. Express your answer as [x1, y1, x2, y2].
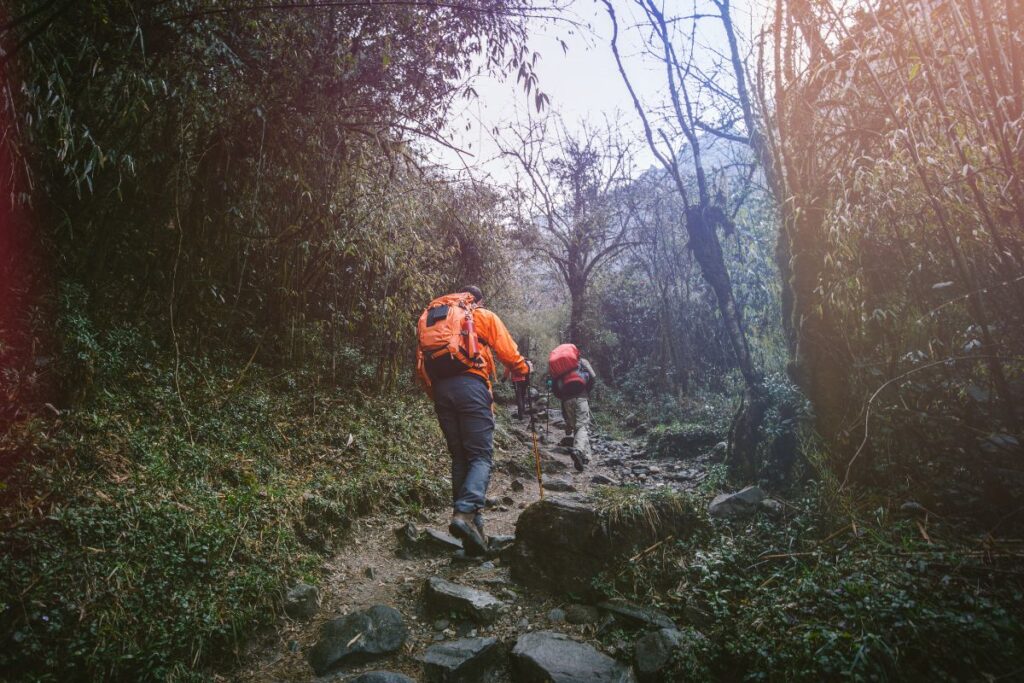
[231, 403, 706, 682]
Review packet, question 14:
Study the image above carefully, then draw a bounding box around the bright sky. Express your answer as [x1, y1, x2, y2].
[426, 0, 764, 185]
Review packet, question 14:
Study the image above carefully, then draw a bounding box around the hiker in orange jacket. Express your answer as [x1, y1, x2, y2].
[416, 285, 530, 555]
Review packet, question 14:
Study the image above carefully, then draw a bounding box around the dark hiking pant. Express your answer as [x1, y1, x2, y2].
[433, 374, 494, 515]
[513, 378, 528, 418]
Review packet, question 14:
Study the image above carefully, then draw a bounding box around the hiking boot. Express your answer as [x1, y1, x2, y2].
[570, 448, 585, 473]
[473, 513, 489, 550]
[449, 518, 488, 557]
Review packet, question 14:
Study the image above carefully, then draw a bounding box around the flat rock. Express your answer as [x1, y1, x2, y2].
[511, 630, 636, 682]
[488, 534, 515, 558]
[591, 474, 618, 486]
[421, 636, 505, 682]
[542, 478, 576, 492]
[347, 673, 416, 683]
[307, 605, 407, 675]
[597, 599, 674, 630]
[424, 576, 506, 625]
[395, 522, 464, 554]
[284, 582, 319, 620]
[423, 528, 464, 551]
[488, 534, 515, 549]
[634, 628, 683, 682]
[708, 486, 766, 518]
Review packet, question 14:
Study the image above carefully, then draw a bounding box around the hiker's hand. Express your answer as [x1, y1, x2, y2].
[525, 360, 534, 375]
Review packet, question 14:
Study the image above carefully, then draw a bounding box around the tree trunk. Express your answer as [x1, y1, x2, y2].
[568, 278, 586, 346]
[684, 208, 758, 387]
[683, 208, 768, 480]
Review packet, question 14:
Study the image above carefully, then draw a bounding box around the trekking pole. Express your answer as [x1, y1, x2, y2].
[527, 373, 544, 500]
[544, 382, 551, 440]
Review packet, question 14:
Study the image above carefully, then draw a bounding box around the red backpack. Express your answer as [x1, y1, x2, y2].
[548, 343, 589, 399]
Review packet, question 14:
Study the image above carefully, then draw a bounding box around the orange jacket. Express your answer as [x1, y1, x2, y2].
[417, 301, 528, 396]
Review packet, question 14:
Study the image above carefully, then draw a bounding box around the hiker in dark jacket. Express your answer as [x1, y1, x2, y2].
[416, 286, 530, 555]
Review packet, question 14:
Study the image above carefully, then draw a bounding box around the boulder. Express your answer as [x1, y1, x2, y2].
[633, 628, 683, 683]
[597, 599, 674, 630]
[421, 636, 505, 682]
[708, 486, 766, 518]
[512, 494, 696, 598]
[424, 576, 506, 625]
[307, 605, 407, 675]
[542, 478, 576, 492]
[347, 673, 416, 683]
[645, 423, 719, 459]
[284, 583, 319, 620]
[511, 630, 636, 683]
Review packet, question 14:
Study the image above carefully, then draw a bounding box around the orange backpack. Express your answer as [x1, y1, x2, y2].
[417, 293, 482, 381]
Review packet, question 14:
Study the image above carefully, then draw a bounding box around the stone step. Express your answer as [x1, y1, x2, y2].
[424, 576, 507, 625]
[420, 636, 505, 682]
[510, 630, 636, 682]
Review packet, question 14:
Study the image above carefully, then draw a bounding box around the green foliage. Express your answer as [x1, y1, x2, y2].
[765, 0, 1024, 496]
[596, 377, 736, 441]
[645, 422, 721, 459]
[1, 0, 534, 411]
[0, 346, 448, 681]
[579, 182, 784, 425]
[604, 488, 1024, 681]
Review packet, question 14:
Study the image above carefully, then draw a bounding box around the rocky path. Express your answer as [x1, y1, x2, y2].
[230, 403, 712, 682]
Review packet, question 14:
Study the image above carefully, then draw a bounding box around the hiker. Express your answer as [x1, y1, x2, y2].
[417, 286, 531, 556]
[548, 343, 595, 472]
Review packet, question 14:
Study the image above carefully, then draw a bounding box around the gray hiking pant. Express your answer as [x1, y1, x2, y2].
[433, 374, 494, 514]
[562, 396, 591, 461]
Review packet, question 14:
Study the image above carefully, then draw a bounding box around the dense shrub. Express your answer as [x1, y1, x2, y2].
[0, 349, 448, 681]
[604, 488, 1024, 681]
